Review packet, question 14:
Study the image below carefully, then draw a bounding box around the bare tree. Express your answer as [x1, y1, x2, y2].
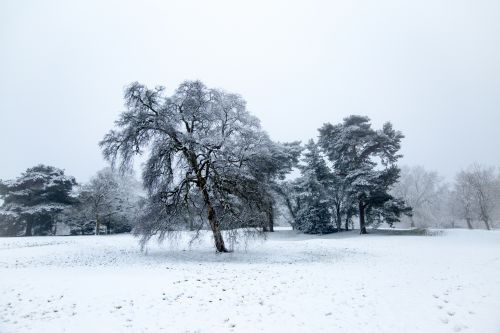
[452, 165, 499, 230]
[453, 171, 477, 229]
[467, 165, 498, 230]
[77, 168, 141, 235]
[392, 166, 445, 228]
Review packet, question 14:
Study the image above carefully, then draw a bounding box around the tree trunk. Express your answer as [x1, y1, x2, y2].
[482, 219, 491, 230]
[410, 216, 416, 228]
[188, 151, 228, 252]
[106, 221, 111, 234]
[199, 179, 228, 252]
[268, 205, 274, 232]
[25, 217, 33, 236]
[207, 204, 228, 252]
[345, 217, 349, 231]
[284, 197, 297, 228]
[465, 218, 473, 230]
[359, 201, 367, 234]
[335, 206, 342, 231]
[95, 214, 101, 235]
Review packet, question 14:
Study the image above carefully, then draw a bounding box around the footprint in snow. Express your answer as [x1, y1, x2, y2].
[453, 324, 468, 332]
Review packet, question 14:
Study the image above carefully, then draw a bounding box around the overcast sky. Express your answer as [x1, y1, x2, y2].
[1, 0, 499, 182]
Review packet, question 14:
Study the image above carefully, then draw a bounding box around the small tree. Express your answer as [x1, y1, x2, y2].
[0, 165, 76, 236]
[72, 168, 142, 235]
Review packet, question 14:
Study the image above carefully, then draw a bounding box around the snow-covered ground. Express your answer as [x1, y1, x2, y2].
[1, 229, 499, 333]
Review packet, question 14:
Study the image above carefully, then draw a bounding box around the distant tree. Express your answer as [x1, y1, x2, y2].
[452, 171, 476, 229]
[69, 168, 142, 235]
[277, 181, 300, 229]
[100, 81, 294, 252]
[0, 165, 76, 236]
[452, 165, 498, 230]
[63, 202, 95, 235]
[392, 166, 446, 228]
[468, 165, 498, 230]
[319, 115, 411, 234]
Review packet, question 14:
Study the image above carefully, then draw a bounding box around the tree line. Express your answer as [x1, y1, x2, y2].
[0, 81, 497, 251]
[392, 164, 500, 230]
[0, 166, 143, 237]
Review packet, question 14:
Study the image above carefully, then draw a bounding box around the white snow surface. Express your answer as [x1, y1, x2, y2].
[1, 229, 499, 333]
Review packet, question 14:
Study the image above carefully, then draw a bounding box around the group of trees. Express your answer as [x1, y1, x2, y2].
[392, 164, 500, 229]
[2, 80, 496, 252]
[98, 81, 412, 251]
[0, 166, 142, 237]
[283, 116, 411, 234]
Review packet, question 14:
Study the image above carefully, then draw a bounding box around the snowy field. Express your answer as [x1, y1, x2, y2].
[1, 229, 499, 333]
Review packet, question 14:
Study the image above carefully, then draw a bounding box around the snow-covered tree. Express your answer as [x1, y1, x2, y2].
[451, 165, 499, 230]
[392, 166, 447, 228]
[293, 140, 334, 234]
[0, 165, 76, 236]
[235, 140, 302, 233]
[100, 80, 294, 252]
[451, 171, 476, 229]
[277, 180, 300, 229]
[68, 168, 142, 235]
[327, 170, 359, 231]
[318, 115, 411, 234]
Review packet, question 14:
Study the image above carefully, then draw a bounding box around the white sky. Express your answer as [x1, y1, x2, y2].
[1, 0, 499, 182]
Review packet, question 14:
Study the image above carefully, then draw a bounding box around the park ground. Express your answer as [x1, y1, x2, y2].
[1, 228, 499, 333]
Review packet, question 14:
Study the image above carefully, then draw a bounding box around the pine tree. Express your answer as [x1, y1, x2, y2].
[319, 116, 411, 234]
[0, 165, 76, 236]
[294, 140, 334, 234]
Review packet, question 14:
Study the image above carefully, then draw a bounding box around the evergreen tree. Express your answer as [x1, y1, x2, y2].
[0, 165, 76, 236]
[294, 140, 334, 234]
[319, 115, 411, 234]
